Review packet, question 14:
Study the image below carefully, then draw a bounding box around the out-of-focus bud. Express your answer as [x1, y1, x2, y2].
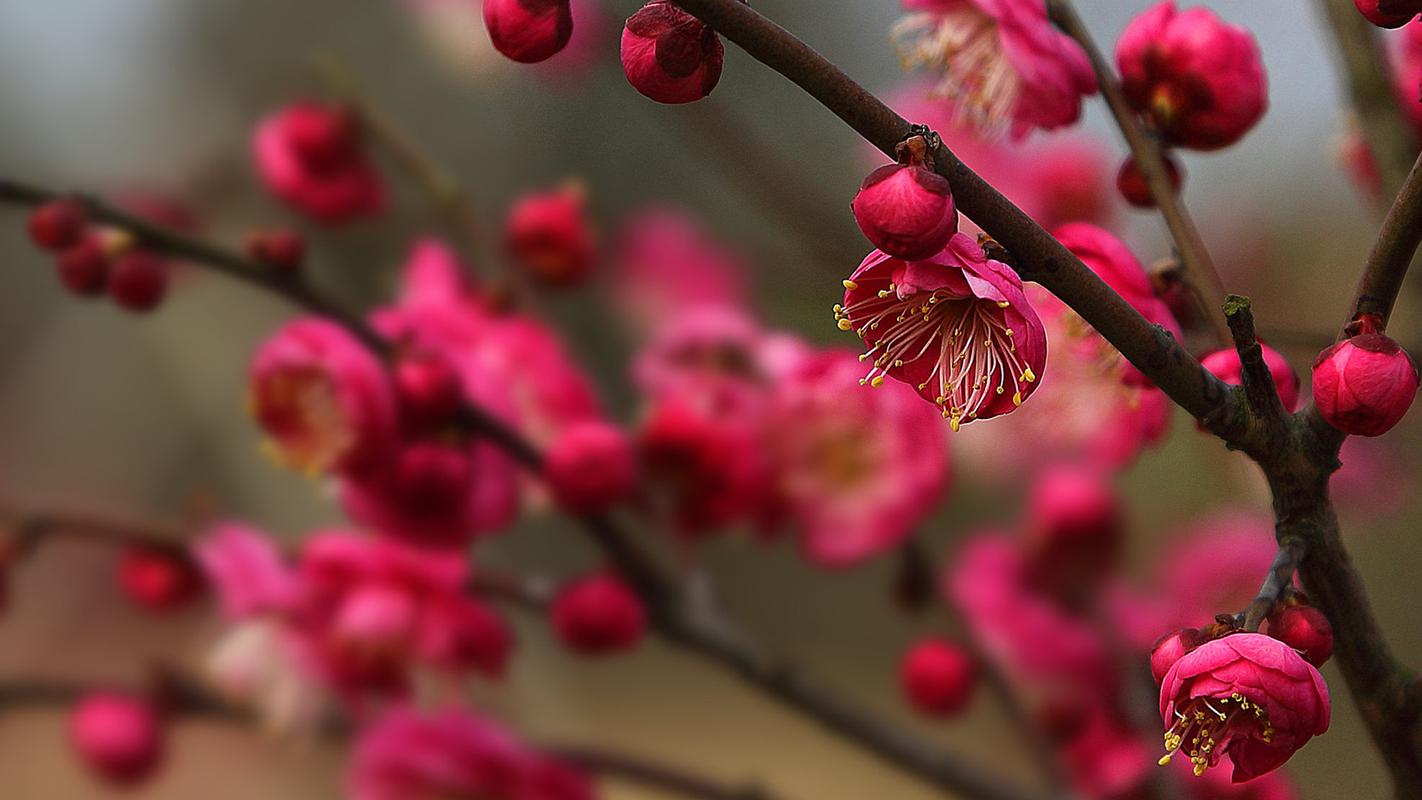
[245, 228, 306, 272]
[1116, 152, 1184, 208]
[54, 236, 111, 297]
[27, 199, 87, 251]
[550, 571, 646, 655]
[544, 421, 639, 515]
[1201, 345, 1301, 412]
[394, 351, 465, 432]
[621, 1, 725, 104]
[1024, 466, 1123, 598]
[504, 184, 596, 287]
[851, 136, 957, 260]
[900, 637, 977, 718]
[118, 545, 204, 613]
[483, 0, 573, 63]
[107, 251, 169, 313]
[69, 692, 165, 787]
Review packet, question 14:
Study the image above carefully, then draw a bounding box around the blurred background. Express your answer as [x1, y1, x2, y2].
[0, 1, 1415, 797]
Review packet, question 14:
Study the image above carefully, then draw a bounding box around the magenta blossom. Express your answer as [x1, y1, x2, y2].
[837, 234, 1048, 430]
[1116, 2, 1268, 151]
[195, 521, 299, 618]
[249, 317, 399, 477]
[251, 102, 385, 223]
[893, 0, 1096, 138]
[762, 349, 950, 567]
[1159, 633, 1329, 781]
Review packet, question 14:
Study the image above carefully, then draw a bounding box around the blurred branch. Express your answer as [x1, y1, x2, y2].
[1349, 150, 1422, 328]
[551, 745, 788, 800]
[1047, 0, 1231, 348]
[1315, 0, 1419, 201]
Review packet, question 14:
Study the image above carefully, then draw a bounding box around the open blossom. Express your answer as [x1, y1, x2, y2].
[252, 102, 385, 223]
[1159, 633, 1329, 781]
[836, 234, 1047, 430]
[892, 0, 1096, 138]
[249, 317, 399, 477]
[483, 0, 573, 63]
[1117, 2, 1267, 151]
[621, 1, 725, 104]
[1312, 330, 1419, 437]
[763, 349, 949, 567]
[351, 707, 596, 800]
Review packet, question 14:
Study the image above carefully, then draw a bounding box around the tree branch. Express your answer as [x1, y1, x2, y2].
[667, 0, 1239, 440]
[1046, 0, 1231, 348]
[1238, 537, 1306, 632]
[1315, 0, 1419, 201]
[1350, 150, 1422, 328]
[1223, 295, 1288, 429]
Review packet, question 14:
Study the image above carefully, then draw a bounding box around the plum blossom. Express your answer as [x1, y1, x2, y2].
[251, 102, 385, 223]
[610, 208, 750, 334]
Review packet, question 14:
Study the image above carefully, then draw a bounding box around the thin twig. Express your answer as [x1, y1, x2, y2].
[550, 745, 787, 800]
[1349, 150, 1422, 329]
[1223, 295, 1288, 427]
[1239, 538, 1306, 632]
[1047, 0, 1231, 348]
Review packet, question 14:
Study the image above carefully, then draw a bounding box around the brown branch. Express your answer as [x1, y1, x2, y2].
[1047, 0, 1231, 348]
[1315, 0, 1420, 201]
[550, 745, 787, 800]
[1349, 150, 1422, 328]
[667, 0, 1240, 441]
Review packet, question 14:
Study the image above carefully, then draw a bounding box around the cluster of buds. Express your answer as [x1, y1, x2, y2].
[25, 199, 171, 312]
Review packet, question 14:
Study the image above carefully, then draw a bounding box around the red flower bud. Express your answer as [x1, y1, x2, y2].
[1201, 344, 1300, 412]
[852, 139, 957, 260]
[900, 638, 977, 718]
[107, 251, 169, 313]
[69, 692, 165, 787]
[504, 184, 596, 286]
[54, 236, 110, 297]
[27, 199, 87, 251]
[1116, 152, 1184, 208]
[395, 351, 465, 431]
[245, 228, 306, 271]
[1354, 0, 1422, 28]
[118, 545, 203, 613]
[1312, 333, 1419, 436]
[545, 421, 639, 515]
[550, 571, 646, 655]
[1268, 606, 1333, 668]
[621, 1, 725, 104]
[483, 0, 573, 64]
[1150, 627, 1205, 684]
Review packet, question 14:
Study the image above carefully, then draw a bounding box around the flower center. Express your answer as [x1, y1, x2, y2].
[254, 367, 354, 475]
[836, 282, 1035, 430]
[891, 7, 1021, 133]
[1159, 693, 1275, 777]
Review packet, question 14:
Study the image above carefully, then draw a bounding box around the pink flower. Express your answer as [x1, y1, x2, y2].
[621, 1, 725, 104]
[900, 637, 977, 717]
[633, 305, 768, 410]
[69, 693, 165, 787]
[550, 571, 647, 655]
[1053, 222, 1181, 335]
[1312, 331, 1419, 436]
[892, 0, 1096, 138]
[1201, 345, 1301, 413]
[351, 707, 596, 800]
[251, 102, 385, 223]
[249, 317, 399, 477]
[544, 421, 639, 515]
[1116, 2, 1268, 151]
[852, 138, 958, 260]
[504, 183, 597, 286]
[836, 234, 1047, 429]
[194, 521, 299, 618]
[1059, 712, 1154, 799]
[762, 349, 950, 567]
[1159, 633, 1329, 781]
[483, 0, 573, 64]
[610, 207, 750, 333]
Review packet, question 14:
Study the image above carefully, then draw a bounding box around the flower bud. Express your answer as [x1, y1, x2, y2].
[107, 251, 168, 313]
[27, 199, 87, 251]
[1354, 0, 1422, 28]
[851, 138, 957, 260]
[68, 692, 165, 787]
[1268, 606, 1333, 668]
[545, 421, 639, 515]
[54, 236, 110, 297]
[1150, 627, 1205, 684]
[550, 572, 646, 655]
[483, 0, 573, 64]
[1116, 1, 1267, 150]
[118, 545, 203, 613]
[394, 351, 465, 431]
[900, 638, 977, 718]
[245, 228, 306, 271]
[1116, 152, 1184, 208]
[1200, 345, 1300, 412]
[1312, 332, 1419, 436]
[504, 184, 596, 286]
[1025, 467, 1123, 596]
[252, 102, 385, 224]
[621, 1, 725, 104]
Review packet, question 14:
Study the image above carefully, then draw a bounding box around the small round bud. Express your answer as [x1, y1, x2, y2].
[1150, 627, 1205, 684]
[68, 692, 165, 787]
[550, 572, 646, 655]
[107, 251, 168, 313]
[1312, 333, 1419, 437]
[54, 236, 110, 297]
[483, 0, 573, 63]
[27, 199, 87, 251]
[1267, 606, 1333, 668]
[1116, 152, 1184, 208]
[900, 638, 977, 717]
[852, 141, 957, 260]
[621, 1, 725, 104]
[504, 185, 596, 287]
[394, 351, 465, 431]
[118, 545, 203, 613]
[544, 421, 638, 515]
[245, 229, 306, 271]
